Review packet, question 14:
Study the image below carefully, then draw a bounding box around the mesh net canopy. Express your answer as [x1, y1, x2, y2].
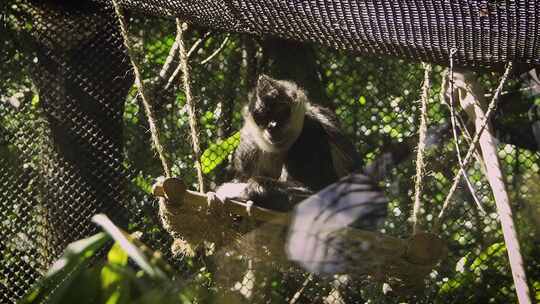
[1, 0, 540, 303]
[93, 0, 540, 66]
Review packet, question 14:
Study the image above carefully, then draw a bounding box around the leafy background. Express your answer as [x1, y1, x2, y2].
[1, 6, 540, 304]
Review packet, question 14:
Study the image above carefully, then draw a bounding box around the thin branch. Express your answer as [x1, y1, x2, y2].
[446, 49, 486, 214]
[158, 32, 181, 79]
[187, 31, 211, 58]
[164, 31, 211, 90]
[289, 274, 314, 304]
[200, 34, 231, 65]
[165, 64, 182, 90]
[453, 113, 489, 177]
[434, 61, 513, 232]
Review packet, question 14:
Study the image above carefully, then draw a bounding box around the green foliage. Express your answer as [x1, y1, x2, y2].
[21, 233, 111, 304]
[4, 12, 540, 303]
[93, 214, 168, 280]
[21, 215, 217, 304]
[201, 132, 240, 174]
[534, 281, 540, 302]
[439, 243, 507, 296]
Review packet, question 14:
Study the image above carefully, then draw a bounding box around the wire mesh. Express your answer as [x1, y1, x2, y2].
[1, 1, 540, 303]
[88, 0, 540, 67]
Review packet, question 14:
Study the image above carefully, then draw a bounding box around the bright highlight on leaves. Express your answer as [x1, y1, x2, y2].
[92, 214, 167, 280]
[201, 131, 240, 174]
[21, 232, 110, 304]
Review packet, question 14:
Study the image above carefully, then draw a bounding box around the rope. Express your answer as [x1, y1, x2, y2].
[433, 61, 513, 233]
[176, 20, 206, 193]
[112, 0, 172, 177]
[411, 63, 431, 235]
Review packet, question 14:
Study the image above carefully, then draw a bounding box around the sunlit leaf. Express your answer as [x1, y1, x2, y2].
[201, 132, 240, 174]
[533, 281, 540, 301]
[31, 94, 39, 107]
[21, 232, 110, 304]
[470, 242, 505, 272]
[92, 214, 167, 280]
[108, 243, 129, 266]
[101, 264, 131, 304]
[439, 243, 507, 295]
[358, 96, 366, 105]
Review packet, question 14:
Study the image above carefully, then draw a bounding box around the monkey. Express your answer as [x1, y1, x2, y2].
[207, 74, 362, 211]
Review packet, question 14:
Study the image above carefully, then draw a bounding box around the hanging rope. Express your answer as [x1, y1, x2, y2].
[433, 61, 513, 233]
[411, 63, 431, 235]
[176, 20, 206, 193]
[112, 0, 172, 177]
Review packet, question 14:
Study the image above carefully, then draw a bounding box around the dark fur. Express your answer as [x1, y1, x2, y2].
[221, 75, 361, 211]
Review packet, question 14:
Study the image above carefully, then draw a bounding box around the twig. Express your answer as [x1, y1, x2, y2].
[165, 64, 182, 90]
[158, 32, 181, 79]
[200, 34, 231, 65]
[434, 62, 513, 232]
[164, 31, 211, 90]
[446, 49, 485, 214]
[452, 111, 490, 183]
[289, 273, 314, 304]
[411, 63, 431, 235]
[484, 85, 538, 98]
[188, 31, 211, 58]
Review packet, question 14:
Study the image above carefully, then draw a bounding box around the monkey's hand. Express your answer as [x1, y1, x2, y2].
[242, 177, 311, 212]
[207, 182, 249, 206]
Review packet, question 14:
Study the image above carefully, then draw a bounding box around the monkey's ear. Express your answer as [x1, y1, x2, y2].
[258, 74, 271, 82]
[257, 74, 279, 99]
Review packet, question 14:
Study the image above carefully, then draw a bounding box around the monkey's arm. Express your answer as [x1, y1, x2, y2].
[210, 128, 306, 209]
[212, 176, 312, 212]
[241, 177, 313, 211]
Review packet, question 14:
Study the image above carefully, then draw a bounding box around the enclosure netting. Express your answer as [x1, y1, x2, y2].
[1, 0, 540, 303]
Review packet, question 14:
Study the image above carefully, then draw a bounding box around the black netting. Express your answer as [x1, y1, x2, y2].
[1, 1, 540, 303]
[90, 0, 540, 67]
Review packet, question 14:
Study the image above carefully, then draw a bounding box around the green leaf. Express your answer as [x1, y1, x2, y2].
[358, 96, 367, 105]
[92, 214, 167, 280]
[59, 267, 102, 304]
[21, 232, 110, 304]
[201, 132, 240, 174]
[31, 94, 39, 107]
[533, 281, 540, 301]
[439, 243, 507, 296]
[108, 242, 129, 266]
[133, 173, 152, 194]
[101, 264, 131, 304]
[101, 243, 131, 304]
[101, 266, 122, 291]
[470, 242, 505, 272]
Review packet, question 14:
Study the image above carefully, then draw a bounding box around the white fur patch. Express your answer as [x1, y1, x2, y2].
[215, 182, 248, 201]
[243, 96, 307, 153]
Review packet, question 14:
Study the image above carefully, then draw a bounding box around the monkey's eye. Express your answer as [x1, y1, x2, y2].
[273, 106, 291, 125]
[276, 106, 290, 119]
[252, 111, 268, 127]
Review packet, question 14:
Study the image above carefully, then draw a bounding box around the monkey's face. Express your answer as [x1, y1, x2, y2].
[244, 75, 306, 153]
[251, 100, 291, 144]
[249, 75, 303, 150]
